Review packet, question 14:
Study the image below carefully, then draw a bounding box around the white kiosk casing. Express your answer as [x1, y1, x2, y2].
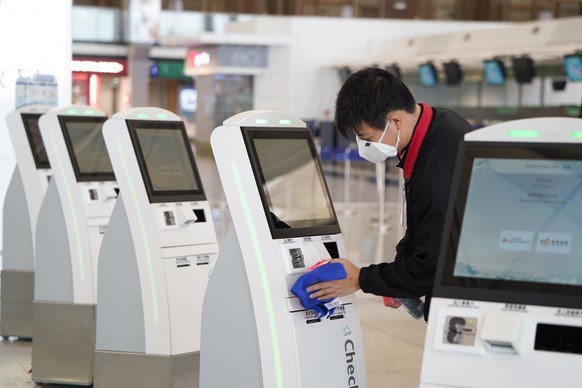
[94, 107, 218, 388]
[201, 110, 367, 388]
[33, 105, 117, 385]
[1, 105, 52, 338]
[420, 117, 582, 388]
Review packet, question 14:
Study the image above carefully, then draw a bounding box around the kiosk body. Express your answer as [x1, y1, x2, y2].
[420, 118, 582, 388]
[94, 107, 218, 388]
[32, 105, 117, 385]
[1, 105, 52, 339]
[201, 110, 367, 388]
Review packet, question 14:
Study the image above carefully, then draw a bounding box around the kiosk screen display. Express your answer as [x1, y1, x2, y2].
[243, 127, 340, 239]
[22, 113, 50, 169]
[60, 116, 115, 181]
[437, 142, 582, 307]
[127, 120, 205, 203]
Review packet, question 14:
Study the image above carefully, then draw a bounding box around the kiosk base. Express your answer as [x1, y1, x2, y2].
[31, 302, 95, 385]
[0, 270, 34, 339]
[94, 350, 200, 388]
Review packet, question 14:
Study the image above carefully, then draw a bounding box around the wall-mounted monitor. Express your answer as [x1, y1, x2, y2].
[563, 53, 582, 82]
[443, 60, 463, 85]
[242, 127, 341, 239]
[385, 63, 402, 79]
[59, 116, 115, 182]
[337, 66, 352, 84]
[22, 113, 50, 169]
[483, 59, 506, 86]
[418, 62, 438, 87]
[512, 56, 536, 84]
[127, 120, 206, 203]
[434, 141, 582, 309]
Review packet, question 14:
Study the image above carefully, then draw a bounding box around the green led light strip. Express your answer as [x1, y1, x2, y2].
[279, 119, 292, 125]
[508, 130, 540, 138]
[49, 131, 85, 281]
[116, 141, 160, 326]
[255, 118, 269, 124]
[572, 131, 582, 139]
[232, 161, 283, 388]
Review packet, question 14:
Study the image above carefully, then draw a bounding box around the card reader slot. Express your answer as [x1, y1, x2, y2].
[323, 241, 339, 259]
[535, 323, 582, 355]
[193, 209, 206, 222]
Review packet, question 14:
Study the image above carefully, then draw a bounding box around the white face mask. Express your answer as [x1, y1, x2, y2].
[356, 120, 400, 163]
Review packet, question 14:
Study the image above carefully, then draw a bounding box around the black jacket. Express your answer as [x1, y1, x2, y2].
[358, 104, 474, 320]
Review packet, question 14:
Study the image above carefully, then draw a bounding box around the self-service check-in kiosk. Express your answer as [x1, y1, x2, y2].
[33, 105, 117, 385]
[201, 110, 367, 388]
[1, 105, 52, 339]
[420, 117, 582, 388]
[94, 107, 218, 388]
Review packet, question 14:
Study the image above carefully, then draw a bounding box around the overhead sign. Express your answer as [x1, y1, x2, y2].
[184, 45, 268, 76]
[72, 57, 128, 76]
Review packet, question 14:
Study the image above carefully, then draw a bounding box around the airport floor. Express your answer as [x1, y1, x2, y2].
[0, 150, 427, 388]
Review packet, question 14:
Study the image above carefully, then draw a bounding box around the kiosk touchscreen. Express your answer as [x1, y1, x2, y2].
[1, 105, 52, 339]
[94, 107, 218, 388]
[33, 105, 117, 385]
[420, 117, 582, 388]
[201, 110, 367, 388]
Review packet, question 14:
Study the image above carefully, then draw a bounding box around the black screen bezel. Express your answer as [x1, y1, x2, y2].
[126, 119, 206, 204]
[433, 141, 582, 309]
[59, 115, 115, 182]
[242, 126, 341, 239]
[21, 113, 50, 169]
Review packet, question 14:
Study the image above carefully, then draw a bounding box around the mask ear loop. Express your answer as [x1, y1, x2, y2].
[395, 129, 401, 150]
[377, 119, 390, 143]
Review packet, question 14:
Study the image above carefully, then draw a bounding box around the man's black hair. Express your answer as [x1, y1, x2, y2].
[334, 67, 417, 138]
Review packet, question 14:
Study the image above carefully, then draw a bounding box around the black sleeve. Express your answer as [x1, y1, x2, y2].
[358, 169, 453, 298]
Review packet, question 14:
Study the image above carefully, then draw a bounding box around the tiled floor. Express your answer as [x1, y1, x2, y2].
[0, 151, 427, 387]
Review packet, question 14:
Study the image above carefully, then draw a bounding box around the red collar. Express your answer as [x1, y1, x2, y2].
[402, 102, 433, 181]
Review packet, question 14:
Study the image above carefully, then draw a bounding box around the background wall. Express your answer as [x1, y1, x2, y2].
[194, 16, 505, 143]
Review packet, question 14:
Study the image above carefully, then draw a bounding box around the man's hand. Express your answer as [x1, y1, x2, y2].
[306, 258, 361, 300]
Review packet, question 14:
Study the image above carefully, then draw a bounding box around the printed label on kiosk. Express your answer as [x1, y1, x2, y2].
[201, 110, 367, 388]
[1, 105, 52, 339]
[94, 107, 218, 388]
[420, 117, 582, 388]
[32, 105, 117, 385]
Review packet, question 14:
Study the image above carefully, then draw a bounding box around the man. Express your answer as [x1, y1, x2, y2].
[307, 67, 473, 321]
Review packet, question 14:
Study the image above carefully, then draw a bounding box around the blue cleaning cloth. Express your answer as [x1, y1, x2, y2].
[291, 262, 347, 318]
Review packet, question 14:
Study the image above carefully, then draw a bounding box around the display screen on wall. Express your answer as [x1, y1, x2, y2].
[564, 54, 582, 82]
[483, 59, 506, 86]
[512, 56, 536, 84]
[418, 63, 438, 87]
[443, 61, 463, 85]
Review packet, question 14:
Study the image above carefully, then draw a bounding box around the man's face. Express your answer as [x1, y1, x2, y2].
[356, 119, 398, 147]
